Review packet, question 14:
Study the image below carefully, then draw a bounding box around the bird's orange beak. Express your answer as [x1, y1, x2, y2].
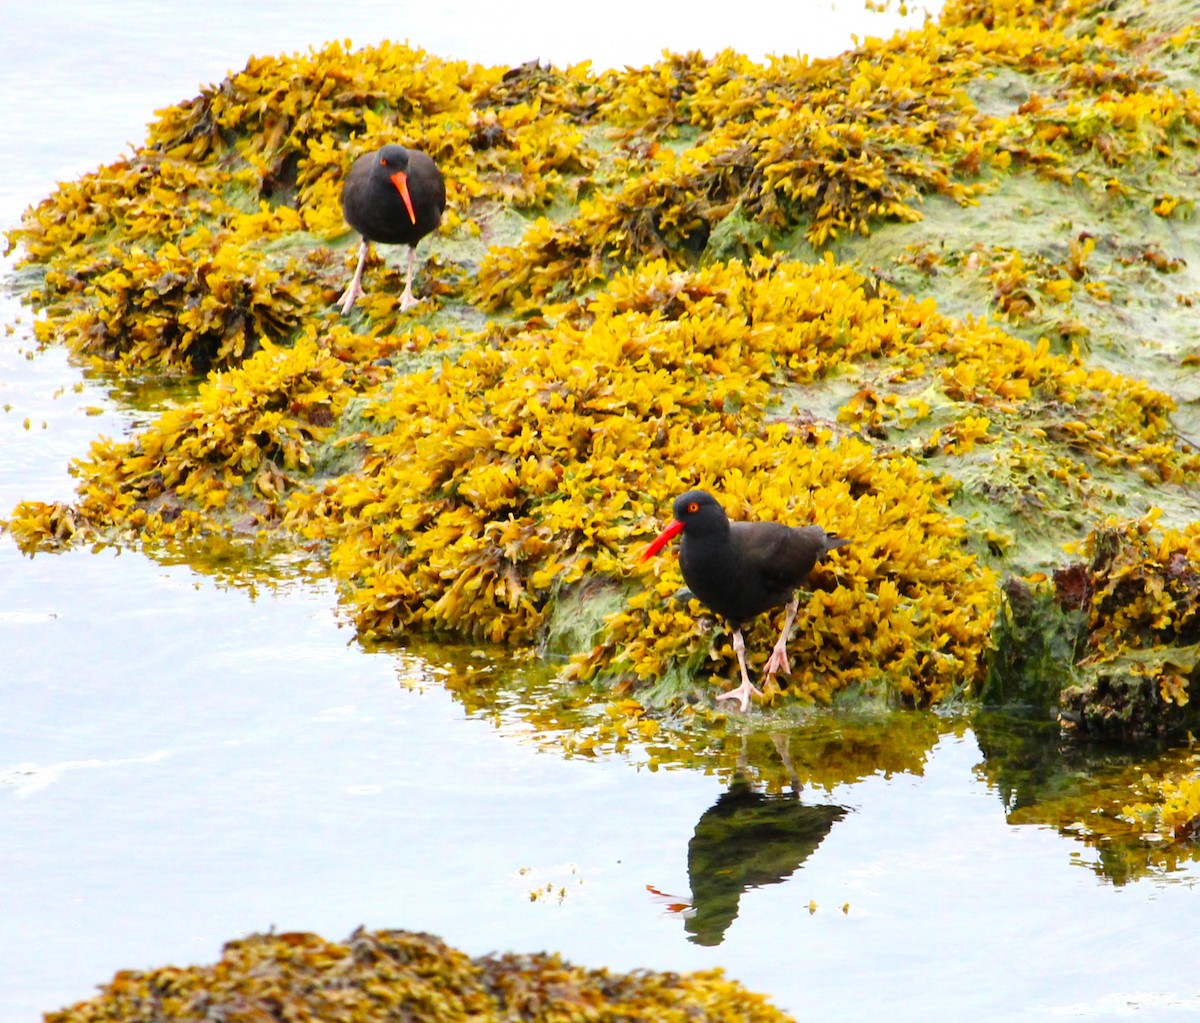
[390, 170, 417, 224]
[641, 518, 684, 561]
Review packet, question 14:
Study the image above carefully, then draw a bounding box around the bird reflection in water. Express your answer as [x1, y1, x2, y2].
[649, 736, 848, 946]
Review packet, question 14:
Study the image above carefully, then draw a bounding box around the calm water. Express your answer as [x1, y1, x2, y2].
[3, 3, 1199, 1022]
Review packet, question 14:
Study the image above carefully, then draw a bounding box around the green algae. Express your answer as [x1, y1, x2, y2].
[984, 578, 1087, 709]
[541, 578, 633, 659]
[704, 204, 771, 263]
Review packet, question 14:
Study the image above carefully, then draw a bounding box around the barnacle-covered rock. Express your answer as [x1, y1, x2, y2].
[46, 929, 794, 1023]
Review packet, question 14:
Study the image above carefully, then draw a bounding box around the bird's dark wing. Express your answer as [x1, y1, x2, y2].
[731, 521, 836, 595]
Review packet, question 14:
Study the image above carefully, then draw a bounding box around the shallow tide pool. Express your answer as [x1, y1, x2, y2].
[4, 534, 1198, 1022]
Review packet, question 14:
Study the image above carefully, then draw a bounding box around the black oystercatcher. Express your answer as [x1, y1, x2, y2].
[336, 144, 445, 315]
[641, 489, 849, 711]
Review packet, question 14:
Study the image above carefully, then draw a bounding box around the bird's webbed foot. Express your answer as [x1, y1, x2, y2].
[763, 642, 792, 677]
[715, 678, 763, 713]
[336, 282, 362, 316]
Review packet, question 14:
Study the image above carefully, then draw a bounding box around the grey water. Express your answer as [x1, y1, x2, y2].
[3, 3, 1199, 1022]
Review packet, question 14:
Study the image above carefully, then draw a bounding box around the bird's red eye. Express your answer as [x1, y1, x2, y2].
[687, 501, 699, 513]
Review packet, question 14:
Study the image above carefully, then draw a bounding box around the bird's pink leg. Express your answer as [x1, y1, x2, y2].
[763, 596, 799, 677]
[398, 246, 419, 311]
[715, 628, 763, 712]
[336, 240, 370, 315]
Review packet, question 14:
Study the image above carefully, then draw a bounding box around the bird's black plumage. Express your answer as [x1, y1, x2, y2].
[336, 144, 445, 315]
[671, 490, 846, 627]
[341, 144, 445, 246]
[642, 489, 848, 710]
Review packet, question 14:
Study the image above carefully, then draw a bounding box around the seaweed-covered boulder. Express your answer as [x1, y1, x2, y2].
[46, 929, 794, 1023]
[6, 0, 1200, 727]
[987, 515, 1200, 739]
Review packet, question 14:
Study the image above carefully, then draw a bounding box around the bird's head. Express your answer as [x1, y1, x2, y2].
[376, 144, 416, 224]
[640, 489, 725, 561]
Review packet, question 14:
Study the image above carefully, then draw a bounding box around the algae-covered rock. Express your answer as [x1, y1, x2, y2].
[45, 928, 795, 1023]
[5, 0, 1200, 727]
[987, 514, 1200, 739]
[984, 576, 1088, 711]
